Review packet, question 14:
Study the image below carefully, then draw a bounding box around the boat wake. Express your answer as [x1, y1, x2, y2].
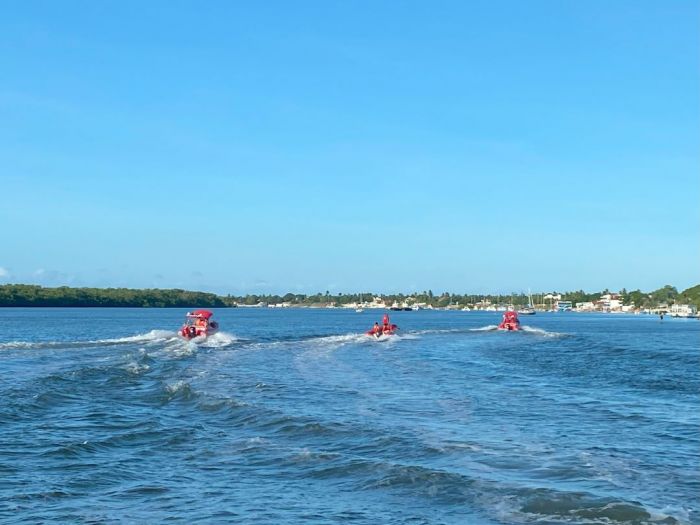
[195, 331, 238, 348]
[98, 329, 178, 345]
[467, 325, 565, 337]
[520, 325, 566, 337]
[0, 329, 179, 351]
[307, 333, 370, 347]
[469, 325, 500, 332]
[411, 328, 463, 335]
[0, 324, 564, 353]
[0, 329, 242, 352]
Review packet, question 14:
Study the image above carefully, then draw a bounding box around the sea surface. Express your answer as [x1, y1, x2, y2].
[1, 308, 698, 524]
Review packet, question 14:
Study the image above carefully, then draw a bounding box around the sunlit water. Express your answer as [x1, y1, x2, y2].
[1, 308, 698, 524]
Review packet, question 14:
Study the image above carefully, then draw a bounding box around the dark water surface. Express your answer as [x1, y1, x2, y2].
[1, 308, 698, 524]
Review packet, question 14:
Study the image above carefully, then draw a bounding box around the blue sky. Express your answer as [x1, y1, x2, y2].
[1, 1, 698, 295]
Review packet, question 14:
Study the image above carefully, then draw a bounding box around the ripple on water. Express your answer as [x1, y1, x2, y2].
[0, 310, 697, 524]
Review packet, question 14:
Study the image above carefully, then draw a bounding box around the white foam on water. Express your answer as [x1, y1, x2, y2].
[196, 331, 238, 348]
[322, 333, 368, 344]
[294, 334, 369, 360]
[97, 329, 178, 345]
[365, 333, 393, 343]
[0, 329, 178, 351]
[307, 333, 369, 348]
[412, 328, 462, 335]
[466, 325, 564, 337]
[163, 339, 198, 357]
[165, 380, 190, 394]
[520, 325, 565, 338]
[123, 361, 150, 375]
[469, 325, 499, 332]
[0, 341, 42, 350]
[305, 329, 421, 348]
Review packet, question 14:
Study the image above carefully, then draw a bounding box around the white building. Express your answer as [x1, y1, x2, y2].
[575, 301, 595, 312]
[669, 304, 698, 318]
[596, 293, 624, 312]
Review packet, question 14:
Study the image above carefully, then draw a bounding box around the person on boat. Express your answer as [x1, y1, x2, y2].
[499, 309, 520, 330]
[371, 322, 381, 335]
[381, 314, 398, 334]
[382, 314, 392, 332]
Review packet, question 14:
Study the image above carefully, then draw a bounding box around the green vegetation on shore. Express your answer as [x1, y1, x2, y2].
[0, 285, 226, 308]
[1, 284, 698, 309]
[678, 284, 700, 307]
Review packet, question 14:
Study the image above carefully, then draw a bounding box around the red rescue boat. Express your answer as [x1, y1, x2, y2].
[179, 309, 219, 340]
[498, 310, 521, 331]
[366, 314, 399, 338]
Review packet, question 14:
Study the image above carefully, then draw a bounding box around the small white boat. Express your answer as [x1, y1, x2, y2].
[356, 294, 365, 312]
[518, 289, 536, 315]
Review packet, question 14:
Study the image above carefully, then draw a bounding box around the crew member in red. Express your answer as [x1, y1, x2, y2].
[499, 310, 520, 330]
[383, 314, 399, 334]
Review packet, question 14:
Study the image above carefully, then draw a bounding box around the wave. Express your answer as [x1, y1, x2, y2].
[192, 331, 238, 348]
[520, 325, 566, 338]
[0, 329, 243, 354]
[123, 360, 151, 376]
[298, 333, 374, 346]
[510, 489, 685, 524]
[469, 325, 500, 332]
[164, 380, 195, 398]
[295, 333, 371, 351]
[301, 332, 420, 347]
[0, 329, 178, 351]
[355, 460, 686, 524]
[412, 328, 463, 335]
[98, 329, 177, 344]
[467, 325, 565, 337]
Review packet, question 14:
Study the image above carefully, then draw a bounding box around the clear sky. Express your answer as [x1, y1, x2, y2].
[1, 1, 698, 295]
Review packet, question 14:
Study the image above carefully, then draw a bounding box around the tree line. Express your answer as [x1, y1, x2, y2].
[0, 285, 226, 308]
[1, 283, 698, 309]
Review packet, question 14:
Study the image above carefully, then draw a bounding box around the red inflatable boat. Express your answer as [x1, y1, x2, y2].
[366, 314, 399, 338]
[498, 310, 521, 331]
[179, 310, 219, 340]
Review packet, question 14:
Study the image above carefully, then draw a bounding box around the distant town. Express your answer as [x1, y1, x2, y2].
[1, 284, 698, 317]
[234, 286, 699, 318]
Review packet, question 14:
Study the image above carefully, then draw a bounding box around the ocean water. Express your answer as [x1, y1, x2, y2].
[1, 308, 698, 524]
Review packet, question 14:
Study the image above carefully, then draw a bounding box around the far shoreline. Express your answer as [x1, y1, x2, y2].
[1, 283, 698, 313]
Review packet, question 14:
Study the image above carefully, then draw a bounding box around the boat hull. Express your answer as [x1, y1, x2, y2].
[179, 324, 219, 340]
[366, 332, 395, 341]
